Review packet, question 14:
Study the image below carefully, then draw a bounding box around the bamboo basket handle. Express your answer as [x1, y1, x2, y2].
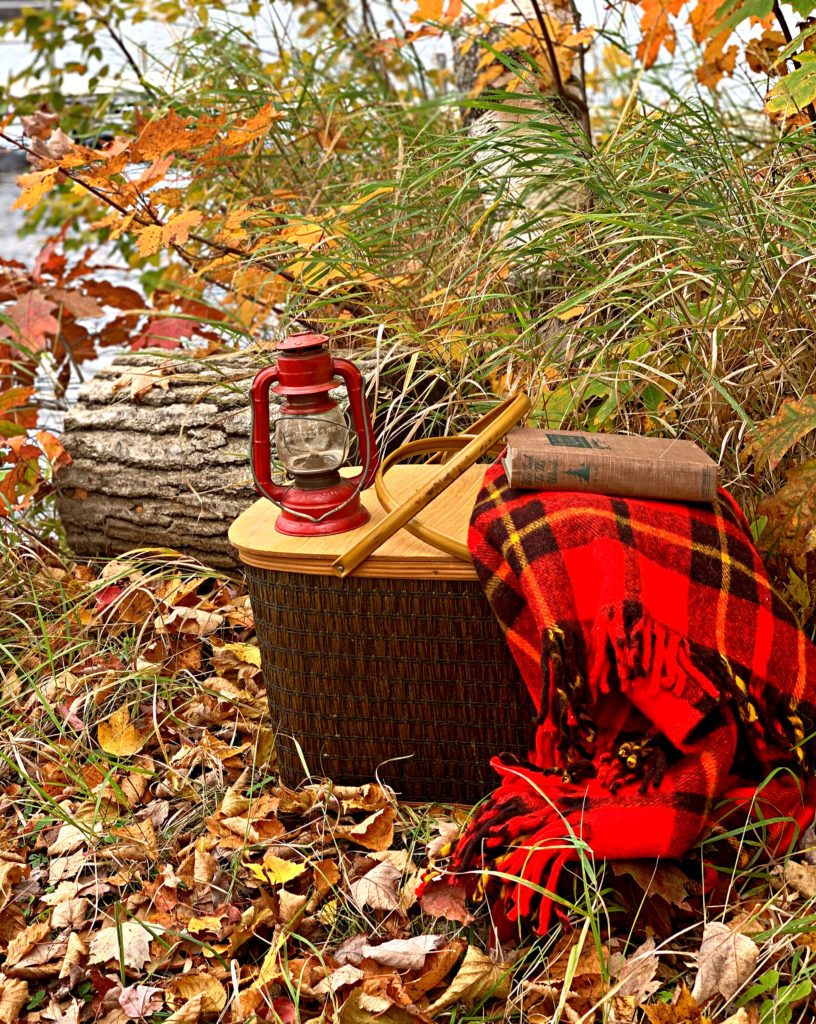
[374, 436, 506, 561]
[331, 393, 530, 577]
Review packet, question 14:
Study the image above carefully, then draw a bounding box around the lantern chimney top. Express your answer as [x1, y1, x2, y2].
[276, 332, 329, 353]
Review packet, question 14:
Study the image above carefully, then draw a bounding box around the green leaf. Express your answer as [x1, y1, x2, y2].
[743, 394, 816, 471]
[766, 51, 816, 114]
[722, 0, 774, 29]
[790, 0, 816, 17]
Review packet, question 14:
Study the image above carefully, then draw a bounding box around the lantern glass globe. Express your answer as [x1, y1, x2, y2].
[276, 406, 349, 476]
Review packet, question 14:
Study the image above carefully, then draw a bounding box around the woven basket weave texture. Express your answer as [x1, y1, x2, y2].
[245, 565, 530, 803]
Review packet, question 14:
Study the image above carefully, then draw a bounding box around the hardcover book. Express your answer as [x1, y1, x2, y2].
[503, 428, 719, 502]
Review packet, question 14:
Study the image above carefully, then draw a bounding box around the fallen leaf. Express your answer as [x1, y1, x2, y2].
[118, 985, 163, 1019]
[612, 860, 692, 906]
[427, 944, 511, 1014]
[339, 806, 396, 852]
[59, 932, 88, 978]
[359, 934, 446, 971]
[690, 922, 758, 1004]
[311, 964, 365, 996]
[164, 994, 204, 1024]
[419, 879, 474, 924]
[351, 860, 401, 913]
[98, 705, 151, 757]
[617, 937, 660, 1001]
[6, 921, 50, 966]
[166, 974, 226, 1013]
[51, 823, 90, 856]
[111, 368, 172, 402]
[404, 940, 466, 1000]
[641, 983, 710, 1024]
[51, 897, 88, 930]
[246, 853, 307, 887]
[0, 978, 28, 1024]
[88, 922, 152, 971]
[785, 859, 816, 898]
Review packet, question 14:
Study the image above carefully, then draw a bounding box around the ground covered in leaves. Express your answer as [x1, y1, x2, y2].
[3, 546, 816, 1024]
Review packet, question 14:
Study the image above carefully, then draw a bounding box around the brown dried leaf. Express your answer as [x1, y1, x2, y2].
[59, 932, 88, 979]
[311, 964, 365, 996]
[427, 944, 511, 1014]
[617, 937, 660, 1001]
[339, 806, 396, 852]
[359, 934, 446, 971]
[51, 898, 88, 930]
[690, 922, 758, 1004]
[419, 879, 474, 924]
[88, 922, 152, 971]
[641, 983, 711, 1023]
[111, 368, 172, 402]
[118, 984, 164, 1019]
[167, 975, 226, 1013]
[611, 860, 691, 906]
[50, 824, 90, 856]
[351, 860, 401, 913]
[0, 978, 28, 1024]
[6, 921, 50, 967]
[785, 859, 816, 898]
[164, 994, 204, 1024]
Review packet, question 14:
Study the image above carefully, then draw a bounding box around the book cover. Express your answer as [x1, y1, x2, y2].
[503, 428, 719, 502]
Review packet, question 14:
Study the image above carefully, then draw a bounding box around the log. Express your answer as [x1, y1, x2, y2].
[54, 349, 381, 570]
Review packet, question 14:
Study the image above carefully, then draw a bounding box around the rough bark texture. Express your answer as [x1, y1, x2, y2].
[54, 349, 378, 570]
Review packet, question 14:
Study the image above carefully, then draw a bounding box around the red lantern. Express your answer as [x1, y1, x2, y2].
[250, 332, 379, 536]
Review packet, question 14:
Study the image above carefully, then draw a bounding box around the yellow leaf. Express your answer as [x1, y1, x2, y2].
[136, 225, 163, 258]
[246, 854, 307, 886]
[12, 169, 59, 211]
[162, 209, 203, 248]
[167, 975, 227, 1013]
[164, 993, 204, 1024]
[97, 705, 150, 757]
[557, 305, 586, 322]
[427, 945, 511, 1014]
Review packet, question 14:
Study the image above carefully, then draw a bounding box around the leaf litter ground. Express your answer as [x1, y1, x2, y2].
[3, 548, 816, 1023]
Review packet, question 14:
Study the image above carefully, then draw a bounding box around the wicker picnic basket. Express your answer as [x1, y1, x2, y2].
[228, 464, 529, 803]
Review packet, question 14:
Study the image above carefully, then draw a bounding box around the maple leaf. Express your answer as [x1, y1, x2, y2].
[766, 51, 816, 117]
[12, 169, 61, 212]
[131, 317, 195, 351]
[88, 922, 153, 971]
[756, 458, 816, 581]
[427, 944, 511, 1014]
[636, 0, 685, 68]
[743, 394, 816, 472]
[412, 0, 463, 23]
[97, 705, 151, 757]
[131, 109, 194, 163]
[0, 290, 60, 353]
[691, 923, 758, 1005]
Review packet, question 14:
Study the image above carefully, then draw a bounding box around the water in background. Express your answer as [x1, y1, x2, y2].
[0, 149, 123, 431]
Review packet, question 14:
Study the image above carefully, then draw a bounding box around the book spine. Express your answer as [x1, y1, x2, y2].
[508, 451, 718, 502]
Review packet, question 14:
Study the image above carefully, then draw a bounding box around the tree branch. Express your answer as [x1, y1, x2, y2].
[772, 0, 816, 127]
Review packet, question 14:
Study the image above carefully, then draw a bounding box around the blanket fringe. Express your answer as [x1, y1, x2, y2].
[534, 606, 798, 772]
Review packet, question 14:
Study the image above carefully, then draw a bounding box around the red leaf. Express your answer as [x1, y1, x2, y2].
[0, 290, 60, 354]
[95, 585, 124, 613]
[131, 316, 195, 351]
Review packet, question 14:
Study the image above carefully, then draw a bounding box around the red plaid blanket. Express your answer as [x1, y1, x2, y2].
[448, 465, 816, 937]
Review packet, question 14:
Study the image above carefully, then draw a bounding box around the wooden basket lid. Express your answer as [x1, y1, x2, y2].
[229, 463, 485, 579]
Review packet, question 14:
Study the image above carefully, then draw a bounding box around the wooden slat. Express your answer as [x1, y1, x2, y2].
[228, 464, 485, 579]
